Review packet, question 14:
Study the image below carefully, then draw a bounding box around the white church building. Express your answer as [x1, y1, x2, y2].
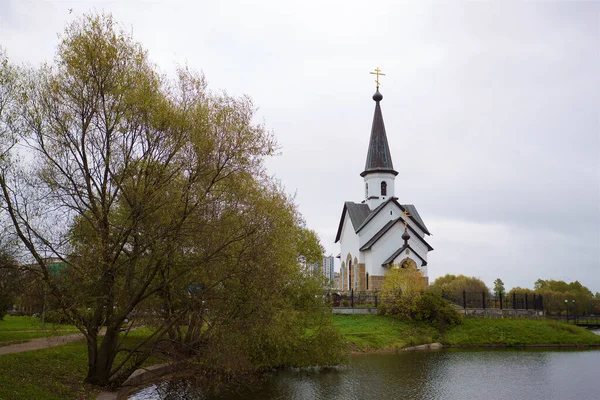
[335, 85, 433, 291]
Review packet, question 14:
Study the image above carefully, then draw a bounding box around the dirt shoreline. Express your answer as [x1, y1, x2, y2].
[349, 342, 600, 355]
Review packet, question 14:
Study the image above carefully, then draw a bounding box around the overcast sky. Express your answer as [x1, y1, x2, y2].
[1, 0, 598, 293]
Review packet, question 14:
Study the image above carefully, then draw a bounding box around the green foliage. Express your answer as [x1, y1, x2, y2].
[378, 267, 425, 319]
[534, 279, 593, 296]
[511, 279, 599, 316]
[413, 291, 462, 332]
[430, 274, 491, 297]
[377, 269, 461, 332]
[493, 278, 505, 296]
[0, 12, 343, 387]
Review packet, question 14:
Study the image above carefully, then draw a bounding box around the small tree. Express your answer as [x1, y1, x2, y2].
[493, 278, 505, 297]
[378, 264, 425, 319]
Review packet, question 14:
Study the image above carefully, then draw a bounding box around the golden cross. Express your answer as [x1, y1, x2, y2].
[401, 210, 411, 229]
[370, 67, 386, 88]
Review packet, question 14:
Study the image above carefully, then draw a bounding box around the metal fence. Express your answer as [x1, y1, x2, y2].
[327, 290, 544, 311]
[442, 291, 544, 311]
[327, 290, 378, 308]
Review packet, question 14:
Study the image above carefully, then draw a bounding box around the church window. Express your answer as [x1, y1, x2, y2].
[381, 181, 387, 196]
[348, 260, 352, 291]
[365, 183, 368, 198]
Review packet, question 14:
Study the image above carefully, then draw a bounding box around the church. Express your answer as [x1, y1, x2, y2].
[335, 72, 433, 291]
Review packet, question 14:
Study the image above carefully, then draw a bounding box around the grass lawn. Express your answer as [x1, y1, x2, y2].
[0, 339, 98, 400]
[0, 327, 161, 400]
[0, 315, 76, 331]
[332, 314, 440, 351]
[0, 316, 79, 347]
[444, 318, 600, 346]
[333, 315, 600, 352]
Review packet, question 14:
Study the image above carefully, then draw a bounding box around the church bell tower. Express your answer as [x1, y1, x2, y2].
[361, 71, 398, 210]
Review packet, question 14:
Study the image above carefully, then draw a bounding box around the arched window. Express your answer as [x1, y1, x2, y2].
[381, 181, 387, 196]
[348, 260, 352, 291]
[365, 183, 368, 198]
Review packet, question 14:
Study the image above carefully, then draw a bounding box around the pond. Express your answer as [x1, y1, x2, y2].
[130, 348, 600, 400]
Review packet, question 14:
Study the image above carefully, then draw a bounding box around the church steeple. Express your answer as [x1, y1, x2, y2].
[362, 69, 399, 209]
[360, 88, 399, 178]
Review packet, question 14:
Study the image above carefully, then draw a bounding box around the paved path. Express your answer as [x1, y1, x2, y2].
[0, 332, 86, 355]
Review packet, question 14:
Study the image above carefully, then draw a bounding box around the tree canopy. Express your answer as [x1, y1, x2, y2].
[0, 13, 341, 387]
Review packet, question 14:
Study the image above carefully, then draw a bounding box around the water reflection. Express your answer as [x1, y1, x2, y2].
[130, 350, 600, 400]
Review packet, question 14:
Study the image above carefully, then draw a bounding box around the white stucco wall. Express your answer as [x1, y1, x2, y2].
[366, 223, 428, 277]
[357, 202, 425, 249]
[339, 212, 360, 268]
[363, 172, 396, 209]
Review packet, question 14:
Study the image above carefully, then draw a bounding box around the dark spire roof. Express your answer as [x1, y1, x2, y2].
[360, 89, 398, 177]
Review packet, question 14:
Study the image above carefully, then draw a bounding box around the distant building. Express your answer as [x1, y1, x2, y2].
[322, 255, 335, 286]
[333, 272, 341, 291]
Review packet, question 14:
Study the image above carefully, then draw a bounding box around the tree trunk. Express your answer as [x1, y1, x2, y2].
[85, 325, 119, 386]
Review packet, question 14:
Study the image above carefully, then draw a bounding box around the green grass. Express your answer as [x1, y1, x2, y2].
[444, 318, 600, 346]
[332, 315, 600, 352]
[0, 339, 99, 400]
[332, 314, 440, 351]
[0, 315, 76, 331]
[0, 327, 162, 399]
[0, 316, 79, 347]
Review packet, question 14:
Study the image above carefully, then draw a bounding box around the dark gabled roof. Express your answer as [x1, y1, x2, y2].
[361, 90, 398, 177]
[360, 218, 398, 251]
[355, 198, 431, 236]
[346, 202, 371, 229]
[382, 244, 428, 267]
[359, 217, 434, 252]
[334, 202, 371, 243]
[402, 204, 430, 235]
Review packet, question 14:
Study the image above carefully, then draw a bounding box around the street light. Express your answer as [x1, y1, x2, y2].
[565, 299, 576, 324]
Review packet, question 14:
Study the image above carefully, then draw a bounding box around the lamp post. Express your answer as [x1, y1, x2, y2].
[572, 299, 576, 324]
[565, 299, 569, 323]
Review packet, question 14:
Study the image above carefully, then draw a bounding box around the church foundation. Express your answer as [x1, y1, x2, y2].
[357, 263, 366, 291]
[369, 275, 386, 291]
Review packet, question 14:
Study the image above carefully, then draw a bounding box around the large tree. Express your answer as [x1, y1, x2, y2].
[0, 14, 339, 387]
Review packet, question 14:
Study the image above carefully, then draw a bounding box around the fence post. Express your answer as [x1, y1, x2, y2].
[525, 293, 529, 310]
[513, 292, 516, 310]
[482, 291, 486, 310]
[463, 290, 467, 310]
[351, 289, 354, 308]
[499, 292, 503, 310]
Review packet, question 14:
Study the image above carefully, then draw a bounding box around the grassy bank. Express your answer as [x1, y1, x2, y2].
[0, 340, 98, 400]
[0, 326, 160, 400]
[445, 318, 600, 346]
[0, 316, 79, 347]
[333, 314, 441, 352]
[333, 315, 600, 352]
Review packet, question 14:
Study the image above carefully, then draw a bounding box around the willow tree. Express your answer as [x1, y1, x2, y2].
[0, 14, 339, 387]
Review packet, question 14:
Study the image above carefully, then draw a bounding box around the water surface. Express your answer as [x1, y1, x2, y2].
[130, 349, 600, 400]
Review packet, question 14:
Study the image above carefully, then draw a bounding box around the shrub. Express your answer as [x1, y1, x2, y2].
[413, 291, 462, 331]
[378, 267, 425, 319]
[43, 309, 73, 324]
